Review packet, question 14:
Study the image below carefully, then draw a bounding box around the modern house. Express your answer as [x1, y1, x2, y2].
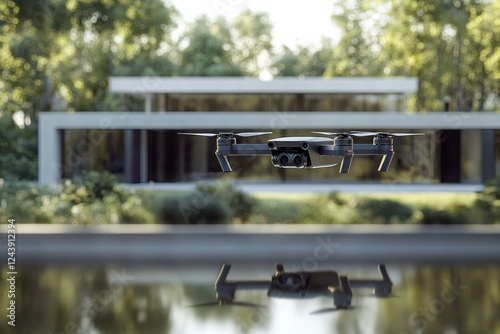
[38, 77, 500, 184]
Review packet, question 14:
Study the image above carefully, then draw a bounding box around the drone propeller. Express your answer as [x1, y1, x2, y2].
[312, 131, 351, 137]
[350, 131, 425, 137]
[177, 132, 220, 137]
[310, 306, 357, 315]
[186, 301, 222, 308]
[178, 132, 272, 138]
[186, 300, 262, 308]
[236, 132, 273, 137]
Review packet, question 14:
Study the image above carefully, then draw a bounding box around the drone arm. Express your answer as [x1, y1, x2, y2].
[222, 143, 271, 156]
[232, 281, 271, 290]
[349, 144, 395, 173]
[215, 144, 271, 172]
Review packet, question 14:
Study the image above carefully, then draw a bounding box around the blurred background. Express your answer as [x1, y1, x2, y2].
[1, 1, 500, 333]
[0, 0, 499, 185]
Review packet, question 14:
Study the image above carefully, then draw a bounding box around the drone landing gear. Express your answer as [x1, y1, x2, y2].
[333, 276, 353, 309]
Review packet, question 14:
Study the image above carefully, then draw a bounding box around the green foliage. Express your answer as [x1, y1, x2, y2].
[355, 198, 415, 224]
[113, 55, 177, 77]
[60, 170, 125, 206]
[326, 0, 383, 77]
[0, 172, 156, 224]
[250, 197, 303, 224]
[271, 48, 303, 77]
[414, 207, 458, 225]
[159, 181, 255, 224]
[195, 181, 256, 223]
[473, 177, 500, 223]
[159, 192, 229, 225]
[232, 9, 273, 75]
[120, 195, 156, 224]
[179, 16, 243, 76]
[0, 114, 37, 181]
[372, 0, 497, 111]
[272, 0, 499, 111]
[0, 153, 37, 181]
[2, 0, 178, 113]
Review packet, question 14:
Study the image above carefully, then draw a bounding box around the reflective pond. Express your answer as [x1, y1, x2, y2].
[1, 264, 500, 334]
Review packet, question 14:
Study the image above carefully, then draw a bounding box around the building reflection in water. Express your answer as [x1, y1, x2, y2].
[1, 265, 499, 334]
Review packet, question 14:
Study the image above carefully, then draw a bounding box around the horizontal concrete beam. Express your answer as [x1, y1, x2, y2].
[39, 111, 500, 130]
[2, 224, 500, 266]
[109, 77, 418, 94]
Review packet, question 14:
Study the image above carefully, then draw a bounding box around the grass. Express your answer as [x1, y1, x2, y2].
[249, 191, 482, 225]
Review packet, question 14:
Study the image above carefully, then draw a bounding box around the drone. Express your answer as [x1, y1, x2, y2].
[189, 264, 394, 312]
[179, 131, 423, 173]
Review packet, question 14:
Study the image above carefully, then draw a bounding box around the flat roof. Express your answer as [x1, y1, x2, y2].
[40, 111, 500, 130]
[109, 77, 418, 94]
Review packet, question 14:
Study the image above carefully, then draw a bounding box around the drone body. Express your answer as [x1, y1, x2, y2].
[191, 264, 393, 311]
[180, 131, 423, 173]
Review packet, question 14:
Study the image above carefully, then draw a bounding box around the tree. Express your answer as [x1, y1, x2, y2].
[466, 0, 500, 111]
[325, 0, 386, 77]
[272, 39, 335, 77]
[232, 9, 274, 76]
[2, 0, 178, 113]
[379, 0, 496, 111]
[271, 46, 303, 77]
[178, 16, 243, 76]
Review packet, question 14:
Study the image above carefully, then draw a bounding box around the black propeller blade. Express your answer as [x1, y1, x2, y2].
[186, 300, 262, 308]
[178, 132, 272, 137]
[351, 131, 425, 137]
[310, 306, 357, 315]
[186, 301, 222, 308]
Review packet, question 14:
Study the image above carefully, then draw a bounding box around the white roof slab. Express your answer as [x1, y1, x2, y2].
[109, 77, 418, 94]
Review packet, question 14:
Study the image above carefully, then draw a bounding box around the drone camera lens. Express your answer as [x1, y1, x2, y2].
[302, 142, 309, 150]
[293, 154, 304, 166]
[279, 154, 289, 165]
[268, 141, 275, 149]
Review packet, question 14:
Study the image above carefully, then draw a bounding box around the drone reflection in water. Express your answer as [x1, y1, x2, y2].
[188, 264, 393, 313]
[1, 264, 500, 334]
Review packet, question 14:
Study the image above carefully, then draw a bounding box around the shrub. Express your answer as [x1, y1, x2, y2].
[0, 182, 66, 224]
[0, 153, 37, 181]
[355, 198, 414, 224]
[195, 181, 256, 223]
[0, 172, 158, 225]
[414, 207, 458, 225]
[159, 192, 229, 224]
[297, 192, 359, 224]
[120, 196, 156, 224]
[251, 198, 304, 224]
[71, 170, 121, 200]
[474, 177, 500, 223]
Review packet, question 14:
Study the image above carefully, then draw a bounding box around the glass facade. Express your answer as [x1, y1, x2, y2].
[153, 93, 407, 112]
[60, 89, 497, 183]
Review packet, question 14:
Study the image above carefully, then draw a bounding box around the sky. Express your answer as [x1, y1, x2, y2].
[168, 0, 340, 50]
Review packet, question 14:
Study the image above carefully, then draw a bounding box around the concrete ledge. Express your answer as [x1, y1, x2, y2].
[125, 182, 484, 194]
[2, 224, 500, 266]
